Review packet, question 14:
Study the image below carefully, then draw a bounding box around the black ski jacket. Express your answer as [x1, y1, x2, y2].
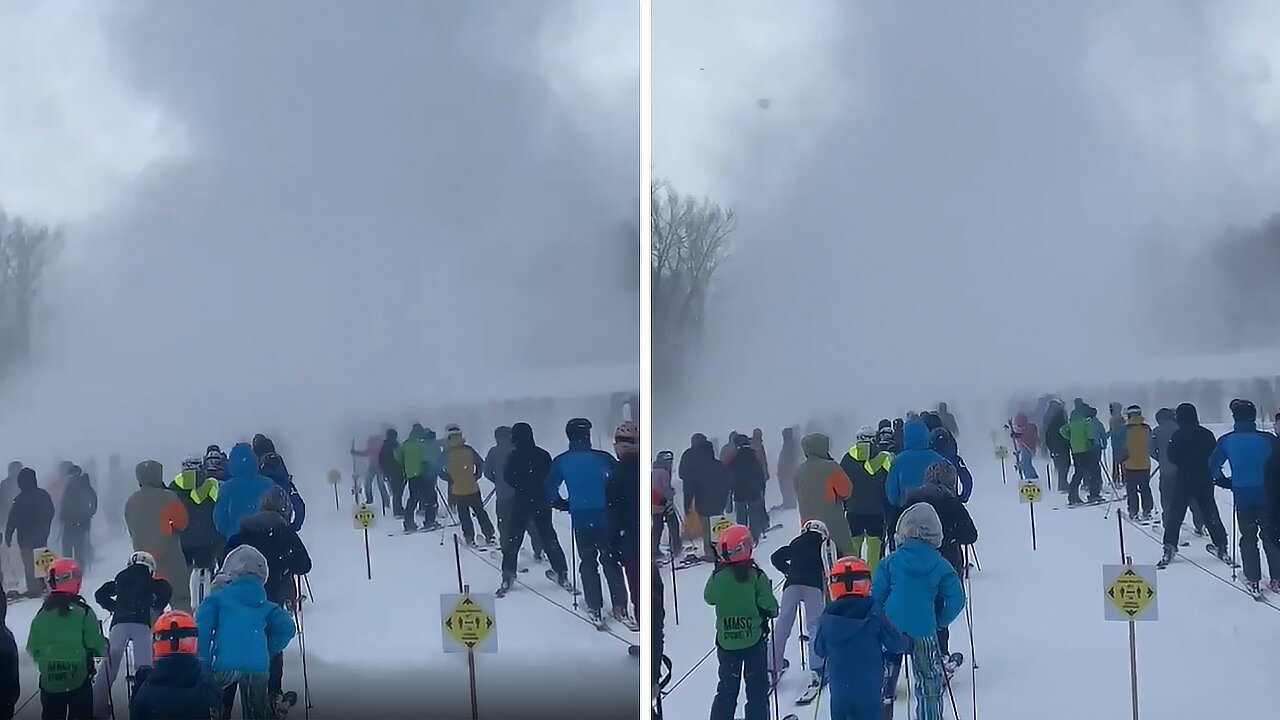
[4, 470, 54, 548]
[769, 529, 826, 590]
[95, 564, 173, 627]
[226, 511, 312, 605]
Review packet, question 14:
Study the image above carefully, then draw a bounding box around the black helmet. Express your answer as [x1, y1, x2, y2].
[1230, 399, 1257, 422]
[566, 418, 592, 440]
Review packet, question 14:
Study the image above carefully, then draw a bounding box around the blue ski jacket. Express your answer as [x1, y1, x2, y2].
[871, 539, 965, 639]
[1210, 422, 1277, 508]
[213, 444, 276, 539]
[547, 439, 616, 529]
[886, 421, 947, 510]
[814, 595, 909, 720]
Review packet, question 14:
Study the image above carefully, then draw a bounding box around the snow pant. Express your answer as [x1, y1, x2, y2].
[402, 475, 432, 530]
[651, 509, 681, 556]
[779, 470, 798, 509]
[387, 475, 406, 518]
[734, 498, 769, 543]
[709, 640, 769, 720]
[847, 514, 886, 573]
[621, 549, 641, 618]
[496, 494, 543, 558]
[1159, 467, 1205, 532]
[453, 492, 495, 544]
[269, 652, 284, 694]
[41, 678, 92, 720]
[1235, 503, 1280, 583]
[1162, 481, 1227, 551]
[1017, 449, 1038, 480]
[60, 522, 92, 573]
[884, 635, 944, 720]
[190, 566, 215, 610]
[768, 585, 824, 676]
[1124, 468, 1154, 517]
[500, 499, 567, 580]
[94, 622, 153, 718]
[215, 671, 271, 720]
[1050, 452, 1071, 492]
[363, 467, 389, 509]
[182, 543, 220, 571]
[572, 524, 628, 612]
[1069, 451, 1101, 503]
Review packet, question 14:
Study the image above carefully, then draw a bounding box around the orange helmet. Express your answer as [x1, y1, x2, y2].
[47, 557, 82, 595]
[828, 556, 872, 600]
[152, 610, 199, 657]
[716, 524, 754, 563]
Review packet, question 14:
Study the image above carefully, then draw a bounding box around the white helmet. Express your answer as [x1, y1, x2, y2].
[856, 425, 875, 443]
[129, 551, 157, 574]
[802, 519, 829, 540]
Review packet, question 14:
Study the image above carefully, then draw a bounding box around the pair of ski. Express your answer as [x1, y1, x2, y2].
[779, 653, 966, 718]
[387, 520, 462, 537]
[495, 567, 573, 598]
[1157, 542, 1238, 570]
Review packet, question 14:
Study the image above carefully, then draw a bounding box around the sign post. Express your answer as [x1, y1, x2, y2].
[327, 470, 342, 511]
[352, 504, 377, 579]
[1104, 563, 1157, 720]
[995, 445, 1010, 484]
[442, 588, 497, 720]
[1018, 480, 1042, 550]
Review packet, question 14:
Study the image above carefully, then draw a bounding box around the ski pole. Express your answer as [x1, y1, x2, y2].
[1231, 492, 1238, 582]
[101, 619, 116, 720]
[294, 576, 314, 714]
[669, 551, 680, 625]
[303, 574, 314, 604]
[570, 514, 579, 610]
[768, 618, 781, 720]
[798, 601, 808, 671]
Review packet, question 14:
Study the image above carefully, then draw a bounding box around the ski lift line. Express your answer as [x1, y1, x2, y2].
[456, 542, 634, 646]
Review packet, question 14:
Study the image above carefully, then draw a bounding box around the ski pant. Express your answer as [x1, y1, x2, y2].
[1017, 449, 1039, 480]
[734, 498, 769, 543]
[1159, 468, 1205, 532]
[572, 523, 628, 612]
[363, 467, 389, 509]
[621, 549, 641, 619]
[60, 522, 92, 573]
[847, 514, 886, 573]
[94, 622, 153, 718]
[1235, 503, 1280, 583]
[768, 585, 823, 676]
[215, 671, 271, 720]
[387, 475, 406, 518]
[1069, 451, 1101, 503]
[269, 653, 284, 695]
[501, 499, 567, 579]
[453, 492, 495, 543]
[779, 470, 798, 509]
[1162, 481, 1227, 551]
[496, 494, 543, 558]
[1124, 468, 1154, 517]
[402, 475, 434, 530]
[1050, 452, 1071, 492]
[182, 543, 220, 571]
[709, 640, 769, 720]
[651, 509, 681, 557]
[884, 635, 944, 720]
[41, 678, 92, 720]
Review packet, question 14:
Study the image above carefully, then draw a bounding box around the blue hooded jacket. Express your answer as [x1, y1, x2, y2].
[885, 420, 947, 509]
[547, 439, 616, 529]
[871, 539, 965, 639]
[213, 444, 276, 539]
[1210, 422, 1277, 508]
[195, 575, 295, 673]
[813, 595, 909, 718]
[928, 428, 974, 503]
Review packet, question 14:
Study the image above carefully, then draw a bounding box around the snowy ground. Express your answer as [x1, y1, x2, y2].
[7, 488, 639, 719]
[659, 449, 1279, 719]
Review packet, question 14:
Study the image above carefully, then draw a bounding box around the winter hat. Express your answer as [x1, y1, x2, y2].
[135, 460, 164, 488]
[895, 502, 944, 548]
[511, 422, 536, 446]
[261, 485, 291, 517]
[1125, 405, 1142, 418]
[16, 467, 37, 491]
[219, 545, 269, 585]
[924, 460, 959, 494]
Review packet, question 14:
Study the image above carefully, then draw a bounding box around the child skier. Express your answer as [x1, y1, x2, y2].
[92, 551, 173, 717]
[196, 545, 296, 720]
[26, 558, 106, 720]
[813, 556, 909, 720]
[129, 610, 222, 719]
[874, 503, 966, 720]
[767, 519, 828, 695]
[705, 524, 779, 720]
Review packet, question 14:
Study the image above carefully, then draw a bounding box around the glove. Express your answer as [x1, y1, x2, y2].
[551, 496, 570, 512]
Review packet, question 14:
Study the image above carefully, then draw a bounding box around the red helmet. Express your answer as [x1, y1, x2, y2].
[828, 556, 872, 600]
[152, 611, 199, 657]
[47, 557, 82, 595]
[716, 524, 754, 563]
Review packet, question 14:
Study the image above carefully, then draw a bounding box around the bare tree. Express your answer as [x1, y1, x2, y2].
[651, 180, 734, 385]
[0, 208, 62, 377]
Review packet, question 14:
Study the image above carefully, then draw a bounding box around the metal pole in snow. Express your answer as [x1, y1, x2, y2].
[1029, 502, 1037, 551]
[363, 528, 372, 580]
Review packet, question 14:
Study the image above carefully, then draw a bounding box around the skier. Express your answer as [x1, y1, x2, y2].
[4, 468, 55, 598]
[749, 428, 770, 494]
[705, 525, 778, 720]
[378, 427, 406, 518]
[651, 451, 681, 561]
[813, 557, 909, 720]
[350, 432, 389, 510]
[767, 520, 828, 691]
[840, 426, 891, 569]
[680, 434, 731, 563]
[874, 503, 966, 720]
[498, 423, 571, 594]
[1009, 412, 1040, 481]
[1209, 399, 1280, 594]
[794, 433, 854, 555]
[1061, 403, 1103, 506]
[547, 418, 627, 627]
[57, 466, 98, 573]
[1160, 403, 1231, 568]
[225, 486, 312, 709]
[196, 545, 296, 720]
[1151, 407, 1205, 536]
[777, 427, 801, 510]
[442, 424, 495, 546]
[255, 437, 305, 533]
[608, 421, 642, 630]
[927, 428, 974, 503]
[726, 434, 769, 542]
[937, 402, 959, 438]
[203, 446, 227, 481]
[171, 456, 223, 608]
[127, 460, 192, 611]
[487, 426, 541, 560]
[884, 419, 946, 526]
[1043, 400, 1072, 493]
[129, 611, 222, 720]
[1, 592, 17, 720]
[1117, 405, 1156, 522]
[92, 551, 173, 717]
[27, 558, 106, 720]
[396, 424, 436, 533]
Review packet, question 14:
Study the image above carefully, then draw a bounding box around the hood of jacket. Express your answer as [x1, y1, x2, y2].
[136, 460, 166, 489]
[1155, 408, 1176, 427]
[928, 427, 958, 459]
[494, 426, 512, 445]
[800, 433, 831, 460]
[895, 502, 943, 548]
[16, 467, 37, 492]
[1175, 403, 1200, 427]
[820, 595, 877, 643]
[238, 508, 290, 538]
[511, 423, 536, 448]
[903, 419, 930, 451]
[228, 443, 260, 479]
[251, 435, 275, 458]
[220, 545, 269, 584]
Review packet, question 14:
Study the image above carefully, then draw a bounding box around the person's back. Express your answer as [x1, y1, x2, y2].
[213, 445, 273, 541]
[815, 592, 908, 720]
[885, 420, 946, 511]
[793, 434, 853, 553]
[130, 653, 221, 720]
[903, 462, 978, 576]
[226, 490, 312, 607]
[548, 437, 615, 528]
[1211, 403, 1276, 508]
[872, 504, 965, 640]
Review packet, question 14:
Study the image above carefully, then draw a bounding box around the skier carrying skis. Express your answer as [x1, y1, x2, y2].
[442, 424, 495, 546]
[498, 423, 572, 595]
[1160, 403, 1231, 568]
[767, 520, 828, 691]
[794, 434, 854, 555]
[705, 525, 778, 720]
[92, 551, 173, 718]
[1117, 405, 1156, 522]
[1009, 412, 1040, 481]
[813, 556, 909, 720]
[548, 418, 628, 627]
[1209, 399, 1280, 594]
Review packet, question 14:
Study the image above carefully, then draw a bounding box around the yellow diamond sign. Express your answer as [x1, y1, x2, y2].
[1104, 565, 1158, 622]
[33, 547, 56, 575]
[710, 515, 733, 543]
[441, 593, 497, 653]
[353, 504, 377, 530]
[1018, 481, 1043, 504]
[994, 446, 1009, 460]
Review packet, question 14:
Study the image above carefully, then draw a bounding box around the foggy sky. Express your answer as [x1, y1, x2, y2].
[0, 0, 639, 465]
[654, 0, 1280, 442]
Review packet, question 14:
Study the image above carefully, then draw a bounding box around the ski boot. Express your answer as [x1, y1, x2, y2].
[586, 608, 608, 630]
[942, 654, 961, 678]
[1140, 512, 1153, 524]
[1156, 545, 1175, 569]
[1193, 526, 1206, 537]
[496, 576, 514, 598]
[611, 606, 640, 632]
[1244, 579, 1263, 598]
[545, 568, 577, 594]
[1269, 579, 1280, 593]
